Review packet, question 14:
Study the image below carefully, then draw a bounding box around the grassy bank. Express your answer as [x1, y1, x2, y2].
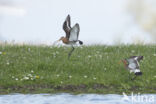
[0, 44, 156, 94]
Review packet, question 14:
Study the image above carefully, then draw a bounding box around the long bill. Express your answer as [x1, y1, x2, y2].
[53, 40, 60, 46]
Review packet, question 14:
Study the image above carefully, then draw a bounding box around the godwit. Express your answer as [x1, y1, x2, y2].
[122, 56, 143, 79]
[58, 15, 83, 59]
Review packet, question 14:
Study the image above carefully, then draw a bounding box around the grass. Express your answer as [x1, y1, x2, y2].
[0, 44, 156, 94]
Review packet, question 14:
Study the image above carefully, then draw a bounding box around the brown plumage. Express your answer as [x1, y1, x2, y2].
[63, 15, 71, 39]
[122, 56, 143, 76]
[58, 14, 83, 59]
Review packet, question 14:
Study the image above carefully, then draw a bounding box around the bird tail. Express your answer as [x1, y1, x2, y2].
[135, 72, 142, 76]
[78, 40, 83, 45]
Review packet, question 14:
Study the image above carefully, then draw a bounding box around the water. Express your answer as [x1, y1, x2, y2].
[0, 93, 156, 104]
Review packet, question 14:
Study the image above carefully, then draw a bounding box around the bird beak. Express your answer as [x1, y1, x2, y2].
[53, 40, 60, 45]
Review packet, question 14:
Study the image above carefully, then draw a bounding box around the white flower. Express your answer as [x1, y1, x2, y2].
[99, 55, 102, 58]
[0, 52, 2, 54]
[60, 81, 63, 84]
[31, 70, 34, 73]
[6, 62, 10, 65]
[88, 55, 91, 58]
[154, 76, 156, 78]
[131, 50, 135, 53]
[69, 75, 72, 78]
[15, 78, 18, 81]
[56, 74, 60, 77]
[104, 68, 107, 71]
[84, 75, 87, 78]
[12, 76, 15, 79]
[27, 74, 32, 77]
[31, 78, 34, 80]
[153, 54, 156, 56]
[23, 76, 29, 80]
[93, 77, 96, 80]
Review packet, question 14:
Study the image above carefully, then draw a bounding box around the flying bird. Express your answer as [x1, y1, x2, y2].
[122, 56, 143, 79]
[58, 15, 83, 59]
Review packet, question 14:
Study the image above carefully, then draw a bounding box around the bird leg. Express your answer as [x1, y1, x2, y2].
[68, 45, 75, 59]
[131, 75, 137, 81]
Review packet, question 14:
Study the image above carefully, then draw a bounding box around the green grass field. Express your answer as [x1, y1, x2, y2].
[0, 44, 156, 94]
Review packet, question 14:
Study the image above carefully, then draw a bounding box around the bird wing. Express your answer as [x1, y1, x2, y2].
[127, 58, 140, 69]
[127, 58, 136, 69]
[69, 23, 80, 41]
[136, 56, 143, 62]
[63, 15, 71, 39]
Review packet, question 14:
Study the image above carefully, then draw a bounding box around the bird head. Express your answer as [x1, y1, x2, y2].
[120, 59, 128, 67]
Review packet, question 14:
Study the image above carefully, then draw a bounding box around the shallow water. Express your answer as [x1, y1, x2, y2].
[0, 93, 156, 104]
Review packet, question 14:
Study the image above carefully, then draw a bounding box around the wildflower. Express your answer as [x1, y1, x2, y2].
[31, 78, 34, 80]
[104, 68, 107, 70]
[84, 75, 87, 78]
[153, 54, 156, 57]
[93, 77, 96, 80]
[88, 55, 91, 58]
[35, 75, 40, 79]
[15, 78, 18, 81]
[56, 74, 60, 77]
[0, 52, 2, 54]
[131, 50, 135, 53]
[12, 76, 15, 79]
[60, 81, 63, 84]
[1, 52, 6, 55]
[6, 62, 10, 65]
[154, 76, 156, 78]
[31, 70, 34, 73]
[23, 76, 29, 80]
[69, 75, 72, 78]
[27, 74, 32, 77]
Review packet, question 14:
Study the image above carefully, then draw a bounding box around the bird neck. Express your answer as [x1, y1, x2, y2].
[122, 60, 128, 67]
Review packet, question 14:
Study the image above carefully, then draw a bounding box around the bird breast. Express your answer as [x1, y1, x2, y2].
[62, 38, 69, 44]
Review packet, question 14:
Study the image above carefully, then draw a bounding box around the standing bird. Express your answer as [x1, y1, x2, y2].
[58, 15, 83, 59]
[122, 56, 143, 79]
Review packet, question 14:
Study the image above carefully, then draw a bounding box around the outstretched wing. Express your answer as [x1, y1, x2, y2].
[69, 23, 80, 41]
[127, 58, 139, 69]
[63, 15, 71, 39]
[136, 56, 143, 62]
